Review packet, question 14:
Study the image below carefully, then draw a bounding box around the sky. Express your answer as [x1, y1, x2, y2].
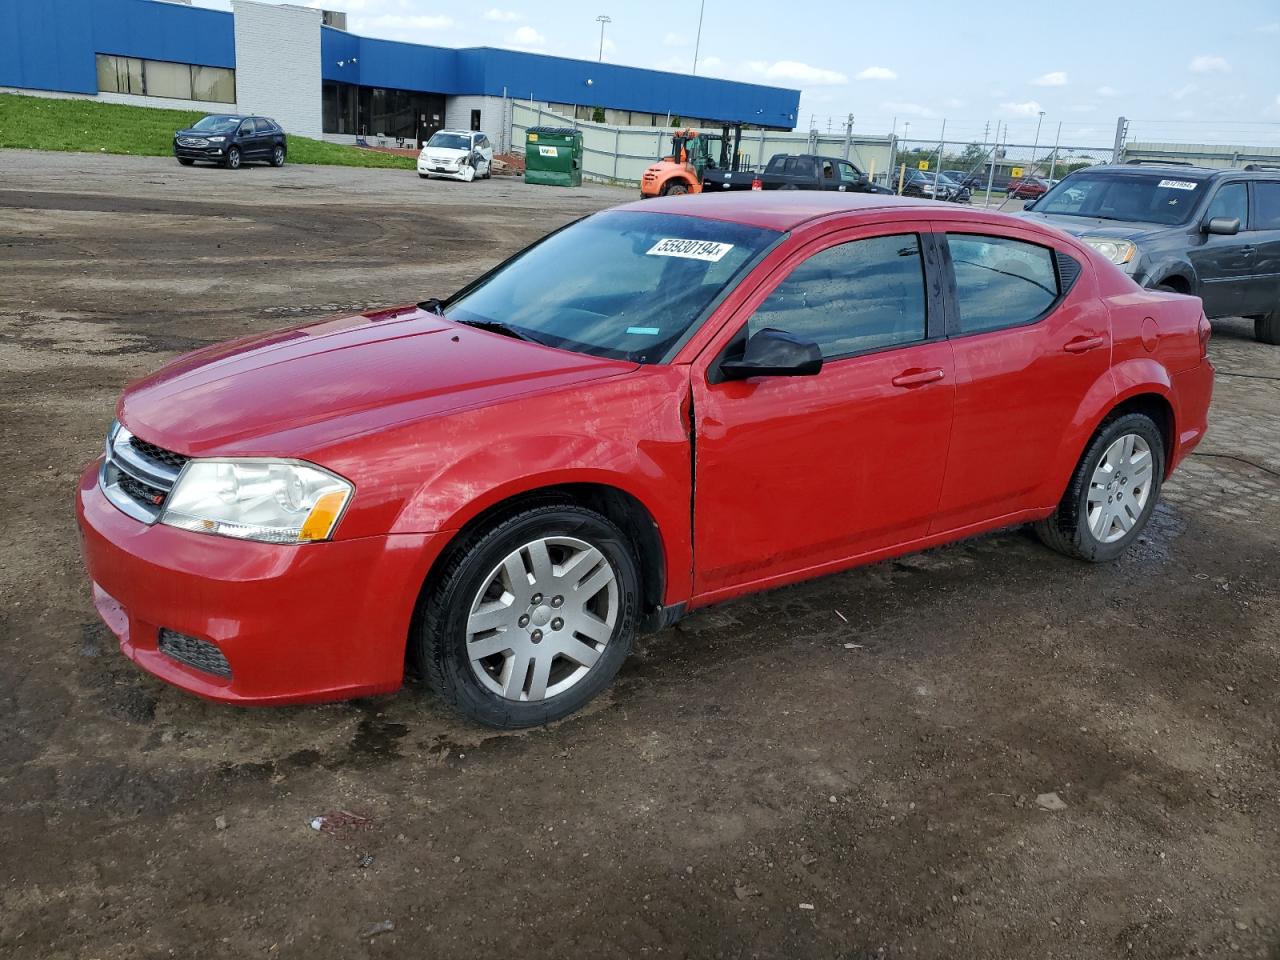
[197, 0, 1280, 147]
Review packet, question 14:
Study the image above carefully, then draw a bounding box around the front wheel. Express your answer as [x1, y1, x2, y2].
[224, 146, 241, 170]
[1034, 412, 1166, 562]
[662, 181, 690, 196]
[177, 158, 195, 166]
[415, 505, 640, 728]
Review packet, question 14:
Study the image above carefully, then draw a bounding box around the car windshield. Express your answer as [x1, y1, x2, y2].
[446, 210, 782, 363]
[936, 174, 960, 186]
[191, 116, 240, 133]
[427, 133, 472, 150]
[1034, 172, 1205, 224]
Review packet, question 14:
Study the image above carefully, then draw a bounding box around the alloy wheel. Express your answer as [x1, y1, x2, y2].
[1086, 433, 1154, 543]
[466, 536, 618, 702]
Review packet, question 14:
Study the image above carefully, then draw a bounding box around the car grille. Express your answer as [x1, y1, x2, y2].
[99, 423, 188, 523]
[177, 137, 207, 147]
[158, 629, 232, 679]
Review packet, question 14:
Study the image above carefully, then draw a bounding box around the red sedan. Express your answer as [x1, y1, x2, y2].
[77, 193, 1213, 728]
[1007, 176, 1051, 199]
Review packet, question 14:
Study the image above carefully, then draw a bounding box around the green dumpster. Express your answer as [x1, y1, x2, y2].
[524, 127, 583, 187]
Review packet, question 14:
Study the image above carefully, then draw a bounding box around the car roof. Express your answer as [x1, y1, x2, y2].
[1082, 163, 1222, 180]
[616, 191, 1002, 231]
[432, 129, 479, 136]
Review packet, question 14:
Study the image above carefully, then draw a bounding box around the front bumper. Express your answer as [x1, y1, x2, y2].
[416, 159, 471, 180]
[76, 462, 442, 705]
[174, 144, 226, 161]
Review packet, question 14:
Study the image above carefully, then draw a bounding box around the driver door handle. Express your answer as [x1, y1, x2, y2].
[1063, 335, 1106, 354]
[892, 368, 946, 388]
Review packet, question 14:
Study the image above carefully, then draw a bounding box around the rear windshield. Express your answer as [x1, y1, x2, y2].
[1035, 172, 1205, 224]
[426, 133, 472, 150]
[446, 210, 782, 363]
[192, 115, 239, 133]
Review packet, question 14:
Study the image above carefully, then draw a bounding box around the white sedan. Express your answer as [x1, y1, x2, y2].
[417, 130, 494, 182]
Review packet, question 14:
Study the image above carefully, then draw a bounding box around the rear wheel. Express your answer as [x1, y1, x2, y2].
[224, 146, 241, 170]
[1034, 412, 1166, 562]
[662, 180, 690, 196]
[270, 144, 286, 167]
[415, 505, 640, 728]
[1256, 309, 1280, 345]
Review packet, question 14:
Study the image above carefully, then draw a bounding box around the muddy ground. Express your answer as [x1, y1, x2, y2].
[1, 150, 1277, 960]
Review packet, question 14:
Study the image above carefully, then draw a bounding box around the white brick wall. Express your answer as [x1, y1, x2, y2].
[232, 1, 321, 139]
[444, 95, 509, 151]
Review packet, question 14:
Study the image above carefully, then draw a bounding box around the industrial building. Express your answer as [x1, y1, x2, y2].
[0, 0, 801, 148]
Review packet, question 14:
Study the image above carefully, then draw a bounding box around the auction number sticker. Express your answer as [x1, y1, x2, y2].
[1158, 179, 1197, 191]
[646, 238, 735, 262]
[539, 145, 559, 157]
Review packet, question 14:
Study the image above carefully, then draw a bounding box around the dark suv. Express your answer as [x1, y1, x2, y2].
[1021, 163, 1280, 343]
[174, 115, 287, 170]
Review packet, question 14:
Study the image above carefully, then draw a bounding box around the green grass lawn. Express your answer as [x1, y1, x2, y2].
[0, 93, 416, 169]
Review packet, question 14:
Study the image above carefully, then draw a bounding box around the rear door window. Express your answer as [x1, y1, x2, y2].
[946, 234, 1060, 334]
[1255, 182, 1280, 230]
[747, 234, 929, 359]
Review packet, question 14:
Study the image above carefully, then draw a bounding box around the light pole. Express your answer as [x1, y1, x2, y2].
[692, 0, 706, 74]
[595, 15, 611, 62]
[1030, 109, 1045, 177]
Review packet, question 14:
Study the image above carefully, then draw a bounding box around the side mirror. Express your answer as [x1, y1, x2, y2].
[719, 328, 823, 380]
[1203, 217, 1240, 236]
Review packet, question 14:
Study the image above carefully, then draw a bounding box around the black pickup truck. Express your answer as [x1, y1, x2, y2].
[702, 153, 894, 194]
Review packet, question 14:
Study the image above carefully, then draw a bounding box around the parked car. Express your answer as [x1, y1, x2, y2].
[173, 115, 287, 169]
[704, 153, 894, 194]
[1022, 163, 1280, 343]
[899, 168, 970, 202]
[78, 193, 1213, 727]
[1007, 177, 1051, 199]
[417, 130, 494, 181]
[943, 168, 987, 189]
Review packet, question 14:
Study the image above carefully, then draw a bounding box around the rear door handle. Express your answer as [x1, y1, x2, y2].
[1063, 336, 1106, 354]
[891, 368, 946, 387]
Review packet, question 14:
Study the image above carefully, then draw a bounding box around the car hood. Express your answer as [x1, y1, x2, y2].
[175, 128, 228, 138]
[421, 147, 471, 159]
[118, 305, 638, 457]
[1019, 211, 1173, 242]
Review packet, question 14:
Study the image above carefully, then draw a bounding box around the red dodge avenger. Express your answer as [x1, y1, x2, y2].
[77, 192, 1213, 727]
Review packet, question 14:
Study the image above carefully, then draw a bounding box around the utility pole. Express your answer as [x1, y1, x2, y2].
[692, 0, 706, 74]
[932, 118, 946, 176]
[984, 121, 1002, 207]
[843, 113, 854, 160]
[1048, 121, 1062, 180]
[1112, 115, 1129, 164]
[595, 15, 611, 62]
[1029, 110, 1045, 177]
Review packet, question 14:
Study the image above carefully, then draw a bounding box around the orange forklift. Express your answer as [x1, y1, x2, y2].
[640, 124, 745, 198]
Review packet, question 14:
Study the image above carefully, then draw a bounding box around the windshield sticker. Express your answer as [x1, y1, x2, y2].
[626, 326, 661, 335]
[1157, 179, 1197, 191]
[646, 238, 735, 262]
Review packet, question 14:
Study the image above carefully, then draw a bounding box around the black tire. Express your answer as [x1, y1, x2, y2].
[1154, 284, 1178, 293]
[1255, 310, 1280, 345]
[662, 181, 690, 196]
[414, 505, 640, 728]
[418, 173, 429, 179]
[1034, 412, 1166, 562]
[270, 144, 286, 167]
[177, 158, 195, 166]
[224, 146, 241, 170]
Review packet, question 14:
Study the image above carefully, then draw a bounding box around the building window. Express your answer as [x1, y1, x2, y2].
[470, 109, 481, 131]
[322, 80, 445, 144]
[95, 54, 235, 104]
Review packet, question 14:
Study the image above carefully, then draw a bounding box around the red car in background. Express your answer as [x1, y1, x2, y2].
[77, 193, 1213, 728]
[1007, 176, 1051, 199]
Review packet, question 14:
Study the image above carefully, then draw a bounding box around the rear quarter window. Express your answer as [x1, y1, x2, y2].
[947, 234, 1060, 334]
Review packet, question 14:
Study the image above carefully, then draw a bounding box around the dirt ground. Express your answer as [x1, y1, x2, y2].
[1, 151, 1277, 960]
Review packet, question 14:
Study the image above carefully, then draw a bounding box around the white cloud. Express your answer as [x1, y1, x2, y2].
[747, 60, 847, 86]
[1261, 22, 1280, 33]
[881, 100, 937, 118]
[484, 8, 522, 21]
[855, 66, 897, 81]
[663, 31, 689, 46]
[1096, 85, 1118, 97]
[506, 24, 545, 48]
[351, 13, 454, 36]
[1067, 103, 1096, 113]
[1190, 54, 1230, 74]
[1032, 71, 1068, 87]
[1171, 82, 1197, 101]
[944, 97, 964, 109]
[1000, 100, 1043, 116]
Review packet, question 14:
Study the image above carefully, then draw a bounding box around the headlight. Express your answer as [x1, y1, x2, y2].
[207, 136, 226, 143]
[161, 460, 353, 544]
[1081, 237, 1137, 266]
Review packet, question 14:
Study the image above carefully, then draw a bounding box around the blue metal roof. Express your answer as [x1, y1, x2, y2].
[0, 0, 799, 128]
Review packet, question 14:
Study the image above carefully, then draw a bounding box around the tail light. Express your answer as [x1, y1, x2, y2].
[751, 177, 763, 191]
[1198, 314, 1211, 358]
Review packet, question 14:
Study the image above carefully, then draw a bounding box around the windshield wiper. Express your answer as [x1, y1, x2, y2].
[454, 318, 545, 345]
